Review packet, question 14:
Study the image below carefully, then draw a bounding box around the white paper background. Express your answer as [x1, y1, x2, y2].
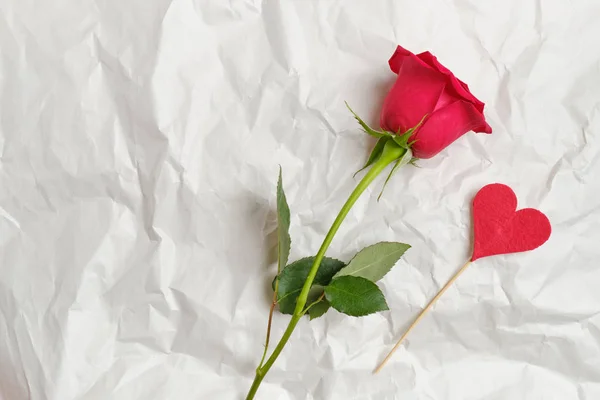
[1, 1, 600, 399]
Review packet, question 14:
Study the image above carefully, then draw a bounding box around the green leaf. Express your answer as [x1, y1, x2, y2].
[354, 136, 388, 177]
[308, 300, 330, 320]
[345, 102, 389, 139]
[276, 167, 291, 273]
[325, 276, 389, 317]
[333, 242, 410, 282]
[277, 257, 346, 314]
[377, 147, 412, 201]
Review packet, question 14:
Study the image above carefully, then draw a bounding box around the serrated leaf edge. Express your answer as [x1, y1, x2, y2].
[276, 167, 291, 274]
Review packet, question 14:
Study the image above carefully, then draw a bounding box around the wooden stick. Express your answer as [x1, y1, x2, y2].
[374, 260, 473, 373]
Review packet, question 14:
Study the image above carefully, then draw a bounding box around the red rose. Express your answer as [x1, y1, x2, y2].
[380, 46, 492, 159]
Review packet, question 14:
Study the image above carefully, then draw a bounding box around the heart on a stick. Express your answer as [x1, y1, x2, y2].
[376, 183, 552, 372]
[471, 183, 551, 261]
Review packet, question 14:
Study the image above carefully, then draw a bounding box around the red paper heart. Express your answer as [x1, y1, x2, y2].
[471, 184, 551, 261]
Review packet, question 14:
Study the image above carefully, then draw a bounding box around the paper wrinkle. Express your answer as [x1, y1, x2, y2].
[2, 1, 600, 399]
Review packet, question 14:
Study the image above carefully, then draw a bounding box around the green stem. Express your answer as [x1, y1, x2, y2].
[303, 292, 325, 314]
[246, 141, 406, 400]
[246, 314, 302, 400]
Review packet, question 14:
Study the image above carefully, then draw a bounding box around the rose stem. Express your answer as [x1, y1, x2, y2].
[303, 292, 325, 314]
[246, 141, 406, 400]
[257, 290, 278, 368]
[373, 259, 473, 374]
[258, 210, 287, 369]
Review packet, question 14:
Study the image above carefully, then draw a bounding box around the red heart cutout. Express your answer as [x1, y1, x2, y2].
[471, 184, 551, 261]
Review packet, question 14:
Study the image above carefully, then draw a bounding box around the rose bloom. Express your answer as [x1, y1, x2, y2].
[380, 46, 492, 159]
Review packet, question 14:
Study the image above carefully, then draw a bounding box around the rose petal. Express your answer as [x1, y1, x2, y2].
[434, 85, 455, 111]
[411, 100, 491, 159]
[417, 51, 452, 75]
[417, 52, 485, 113]
[380, 56, 447, 133]
[388, 45, 415, 74]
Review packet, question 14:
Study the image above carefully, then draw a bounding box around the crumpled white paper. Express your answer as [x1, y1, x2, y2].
[1, 1, 600, 399]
